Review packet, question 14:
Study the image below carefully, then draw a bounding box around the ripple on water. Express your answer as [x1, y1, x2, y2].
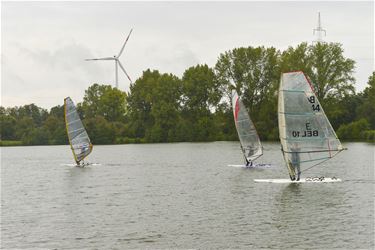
[1, 142, 374, 249]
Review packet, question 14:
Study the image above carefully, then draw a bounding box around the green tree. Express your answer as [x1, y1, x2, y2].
[81, 84, 127, 122]
[215, 46, 280, 110]
[212, 105, 237, 141]
[181, 64, 220, 141]
[127, 69, 182, 142]
[15, 117, 35, 142]
[46, 105, 68, 144]
[1, 43, 365, 145]
[148, 73, 182, 142]
[337, 119, 370, 140]
[357, 72, 375, 129]
[43, 115, 67, 144]
[0, 114, 16, 140]
[279, 43, 311, 74]
[182, 64, 220, 112]
[1, 104, 53, 143]
[8, 104, 48, 127]
[127, 70, 161, 139]
[84, 116, 115, 144]
[50, 105, 65, 118]
[324, 94, 363, 130]
[23, 127, 49, 145]
[280, 42, 355, 103]
[215, 46, 280, 140]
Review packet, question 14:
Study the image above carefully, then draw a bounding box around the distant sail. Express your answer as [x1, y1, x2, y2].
[232, 90, 263, 162]
[64, 97, 93, 164]
[278, 71, 344, 176]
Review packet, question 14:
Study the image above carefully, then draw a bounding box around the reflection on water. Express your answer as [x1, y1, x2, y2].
[1, 142, 374, 249]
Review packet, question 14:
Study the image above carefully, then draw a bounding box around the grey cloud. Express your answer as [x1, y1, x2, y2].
[1, 1, 373, 109]
[144, 43, 200, 76]
[18, 42, 103, 74]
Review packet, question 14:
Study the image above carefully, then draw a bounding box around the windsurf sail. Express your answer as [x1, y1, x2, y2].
[232, 90, 263, 163]
[64, 97, 93, 164]
[278, 71, 344, 177]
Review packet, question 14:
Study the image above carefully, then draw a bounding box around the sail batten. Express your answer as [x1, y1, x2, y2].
[232, 90, 263, 162]
[67, 119, 82, 125]
[278, 71, 343, 176]
[280, 112, 317, 116]
[72, 128, 85, 136]
[64, 97, 93, 164]
[282, 149, 342, 153]
[241, 133, 258, 137]
[236, 118, 254, 122]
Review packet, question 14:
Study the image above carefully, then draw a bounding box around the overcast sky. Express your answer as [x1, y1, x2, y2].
[1, 1, 374, 109]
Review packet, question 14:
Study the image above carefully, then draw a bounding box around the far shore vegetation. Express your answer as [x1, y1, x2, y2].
[1, 42, 374, 146]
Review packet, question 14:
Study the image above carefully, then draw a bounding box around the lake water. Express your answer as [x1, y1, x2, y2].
[1, 142, 374, 249]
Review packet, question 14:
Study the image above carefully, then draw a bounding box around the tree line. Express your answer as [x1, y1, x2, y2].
[1, 42, 374, 145]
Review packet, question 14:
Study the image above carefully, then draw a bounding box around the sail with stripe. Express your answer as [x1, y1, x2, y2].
[278, 71, 344, 178]
[64, 97, 93, 164]
[232, 90, 263, 163]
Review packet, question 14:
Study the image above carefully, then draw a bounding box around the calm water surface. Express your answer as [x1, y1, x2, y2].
[1, 142, 374, 249]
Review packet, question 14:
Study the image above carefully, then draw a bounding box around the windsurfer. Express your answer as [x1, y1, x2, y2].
[244, 146, 255, 167]
[290, 143, 301, 181]
[245, 159, 253, 167]
[81, 144, 88, 154]
[247, 146, 255, 158]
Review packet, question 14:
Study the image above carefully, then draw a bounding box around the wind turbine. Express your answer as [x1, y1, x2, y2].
[85, 29, 133, 88]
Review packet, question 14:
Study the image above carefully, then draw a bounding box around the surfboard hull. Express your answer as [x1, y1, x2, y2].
[228, 163, 272, 168]
[60, 163, 101, 167]
[254, 177, 342, 183]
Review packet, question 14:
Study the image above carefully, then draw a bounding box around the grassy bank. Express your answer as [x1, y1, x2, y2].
[0, 138, 374, 147]
[0, 140, 23, 146]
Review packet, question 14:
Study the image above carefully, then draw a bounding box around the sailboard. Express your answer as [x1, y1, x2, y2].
[60, 163, 101, 167]
[228, 163, 272, 168]
[230, 90, 263, 167]
[277, 71, 345, 181]
[254, 177, 342, 183]
[64, 97, 93, 166]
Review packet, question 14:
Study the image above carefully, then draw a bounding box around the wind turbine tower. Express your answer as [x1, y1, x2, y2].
[313, 12, 326, 43]
[86, 29, 133, 89]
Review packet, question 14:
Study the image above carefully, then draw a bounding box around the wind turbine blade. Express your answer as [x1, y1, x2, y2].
[117, 28, 133, 58]
[85, 57, 115, 61]
[117, 60, 132, 83]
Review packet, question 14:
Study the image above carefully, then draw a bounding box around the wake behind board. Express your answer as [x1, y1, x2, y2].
[254, 177, 342, 183]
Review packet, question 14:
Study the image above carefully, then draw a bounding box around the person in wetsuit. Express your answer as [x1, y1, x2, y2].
[244, 146, 255, 167]
[290, 143, 301, 181]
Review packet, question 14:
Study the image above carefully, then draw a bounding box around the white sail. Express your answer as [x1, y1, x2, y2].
[278, 71, 344, 177]
[232, 90, 263, 162]
[64, 97, 93, 164]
